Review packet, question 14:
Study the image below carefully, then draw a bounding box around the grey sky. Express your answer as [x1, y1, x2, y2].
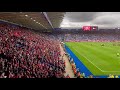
[60, 12, 120, 28]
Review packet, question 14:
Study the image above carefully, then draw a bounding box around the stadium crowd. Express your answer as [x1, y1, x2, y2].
[0, 23, 66, 78]
[64, 33, 120, 42]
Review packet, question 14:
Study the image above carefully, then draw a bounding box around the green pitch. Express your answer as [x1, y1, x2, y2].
[65, 42, 120, 76]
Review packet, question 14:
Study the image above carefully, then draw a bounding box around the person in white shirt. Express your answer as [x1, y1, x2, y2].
[0, 73, 7, 78]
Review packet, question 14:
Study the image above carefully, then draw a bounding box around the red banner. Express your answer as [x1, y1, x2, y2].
[82, 26, 98, 31]
[82, 26, 91, 31]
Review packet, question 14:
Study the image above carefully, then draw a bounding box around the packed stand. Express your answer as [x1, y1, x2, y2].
[0, 23, 65, 78]
[63, 33, 120, 42]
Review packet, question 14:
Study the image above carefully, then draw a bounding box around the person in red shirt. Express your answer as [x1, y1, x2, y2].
[77, 72, 81, 78]
[73, 68, 77, 76]
[66, 74, 70, 78]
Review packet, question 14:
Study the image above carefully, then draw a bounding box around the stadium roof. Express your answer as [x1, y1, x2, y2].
[0, 12, 65, 31]
[1, 12, 120, 30]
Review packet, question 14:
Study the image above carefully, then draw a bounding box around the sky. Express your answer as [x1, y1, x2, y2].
[60, 12, 120, 29]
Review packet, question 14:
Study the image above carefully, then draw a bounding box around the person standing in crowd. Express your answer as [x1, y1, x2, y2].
[66, 74, 70, 78]
[115, 75, 119, 78]
[0, 73, 7, 78]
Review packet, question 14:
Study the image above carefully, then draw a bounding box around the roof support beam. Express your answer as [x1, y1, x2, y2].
[42, 12, 54, 29]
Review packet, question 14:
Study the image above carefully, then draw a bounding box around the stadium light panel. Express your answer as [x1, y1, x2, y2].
[37, 22, 47, 29]
[25, 15, 28, 17]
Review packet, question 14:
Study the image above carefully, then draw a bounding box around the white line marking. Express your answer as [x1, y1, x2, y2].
[102, 71, 120, 72]
[73, 47, 120, 72]
[73, 48, 104, 72]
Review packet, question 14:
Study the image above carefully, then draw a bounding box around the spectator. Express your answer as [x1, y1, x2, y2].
[76, 72, 81, 78]
[66, 74, 70, 78]
[115, 75, 119, 78]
